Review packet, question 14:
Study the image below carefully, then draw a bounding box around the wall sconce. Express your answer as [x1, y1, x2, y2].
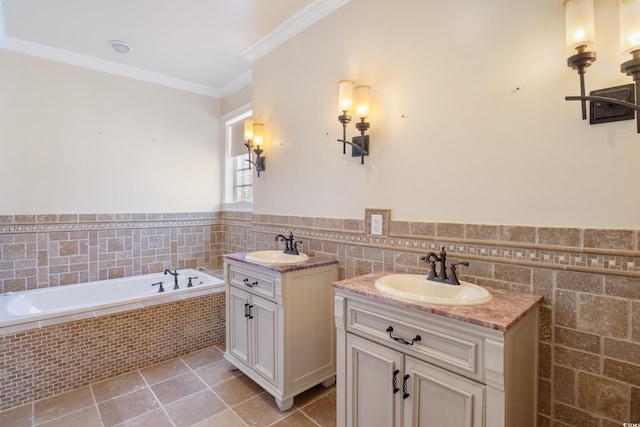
[337, 80, 371, 164]
[564, 0, 640, 132]
[244, 119, 266, 177]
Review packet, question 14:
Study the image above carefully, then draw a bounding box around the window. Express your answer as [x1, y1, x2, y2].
[232, 153, 252, 202]
[223, 104, 253, 208]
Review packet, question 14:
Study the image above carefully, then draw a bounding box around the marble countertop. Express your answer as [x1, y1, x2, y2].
[223, 252, 338, 273]
[333, 271, 543, 332]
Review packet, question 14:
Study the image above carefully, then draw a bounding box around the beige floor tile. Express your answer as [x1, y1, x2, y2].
[33, 386, 95, 425]
[92, 371, 148, 403]
[189, 409, 246, 427]
[195, 359, 241, 387]
[97, 387, 160, 427]
[140, 357, 191, 385]
[294, 383, 333, 408]
[114, 408, 174, 427]
[232, 392, 288, 427]
[164, 389, 228, 427]
[212, 375, 265, 407]
[300, 389, 336, 427]
[151, 371, 207, 405]
[180, 346, 224, 370]
[0, 403, 32, 427]
[271, 410, 319, 427]
[36, 406, 102, 427]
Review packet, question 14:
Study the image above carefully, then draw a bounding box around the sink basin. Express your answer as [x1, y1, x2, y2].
[245, 250, 309, 265]
[374, 274, 492, 305]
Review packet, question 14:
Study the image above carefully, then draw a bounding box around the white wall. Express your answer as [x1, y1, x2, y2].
[251, 0, 640, 229]
[0, 50, 222, 214]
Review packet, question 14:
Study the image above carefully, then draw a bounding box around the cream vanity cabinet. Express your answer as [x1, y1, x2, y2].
[223, 254, 338, 411]
[334, 282, 540, 427]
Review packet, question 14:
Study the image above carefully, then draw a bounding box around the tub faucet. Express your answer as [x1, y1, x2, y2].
[164, 269, 179, 290]
[420, 247, 469, 286]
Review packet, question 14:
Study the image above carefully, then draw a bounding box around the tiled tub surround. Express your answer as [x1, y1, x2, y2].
[0, 290, 226, 412]
[0, 212, 228, 294]
[246, 214, 640, 426]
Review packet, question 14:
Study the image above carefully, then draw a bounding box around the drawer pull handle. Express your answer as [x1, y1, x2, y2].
[244, 303, 254, 319]
[243, 278, 258, 287]
[386, 326, 421, 346]
[392, 369, 400, 394]
[403, 374, 410, 399]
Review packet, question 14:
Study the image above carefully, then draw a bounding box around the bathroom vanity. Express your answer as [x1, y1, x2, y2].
[223, 252, 338, 411]
[333, 271, 542, 427]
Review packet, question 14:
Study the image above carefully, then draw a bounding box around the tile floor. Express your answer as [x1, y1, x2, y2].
[0, 344, 336, 427]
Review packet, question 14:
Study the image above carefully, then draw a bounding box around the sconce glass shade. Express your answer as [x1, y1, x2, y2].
[564, 0, 595, 51]
[244, 119, 254, 141]
[252, 123, 264, 146]
[618, 0, 640, 55]
[338, 80, 354, 114]
[355, 85, 371, 119]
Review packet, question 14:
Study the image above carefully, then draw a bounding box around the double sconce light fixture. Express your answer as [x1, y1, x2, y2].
[337, 80, 371, 164]
[244, 119, 266, 177]
[564, 0, 640, 132]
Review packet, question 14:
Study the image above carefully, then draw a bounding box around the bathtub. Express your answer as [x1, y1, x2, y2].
[0, 268, 225, 329]
[0, 268, 227, 412]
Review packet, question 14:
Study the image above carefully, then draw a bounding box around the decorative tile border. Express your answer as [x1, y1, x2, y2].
[251, 221, 640, 277]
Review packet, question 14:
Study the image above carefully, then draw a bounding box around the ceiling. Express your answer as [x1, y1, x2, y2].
[0, 0, 348, 97]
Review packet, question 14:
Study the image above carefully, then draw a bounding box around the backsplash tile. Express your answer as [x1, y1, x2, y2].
[2, 210, 639, 425]
[248, 214, 640, 426]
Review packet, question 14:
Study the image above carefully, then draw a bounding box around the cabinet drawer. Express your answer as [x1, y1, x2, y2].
[346, 300, 484, 381]
[229, 266, 277, 300]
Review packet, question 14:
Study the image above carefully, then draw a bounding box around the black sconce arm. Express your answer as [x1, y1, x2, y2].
[564, 95, 640, 111]
[336, 138, 369, 155]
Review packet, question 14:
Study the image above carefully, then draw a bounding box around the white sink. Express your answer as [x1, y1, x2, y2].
[374, 274, 492, 306]
[245, 250, 309, 265]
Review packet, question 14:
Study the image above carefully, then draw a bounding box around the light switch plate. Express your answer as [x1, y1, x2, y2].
[371, 214, 383, 235]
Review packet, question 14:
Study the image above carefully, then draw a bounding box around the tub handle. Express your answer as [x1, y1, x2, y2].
[187, 277, 198, 288]
[152, 282, 165, 293]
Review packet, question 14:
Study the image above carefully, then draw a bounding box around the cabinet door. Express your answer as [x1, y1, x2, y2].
[403, 356, 485, 427]
[228, 286, 251, 365]
[251, 295, 279, 386]
[346, 333, 404, 427]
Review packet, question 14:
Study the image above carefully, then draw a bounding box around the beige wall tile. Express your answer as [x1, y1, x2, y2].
[584, 229, 634, 251]
[557, 271, 604, 294]
[578, 372, 629, 421]
[554, 327, 601, 353]
[578, 295, 629, 337]
[553, 365, 575, 405]
[603, 358, 640, 387]
[538, 227, 582, 248]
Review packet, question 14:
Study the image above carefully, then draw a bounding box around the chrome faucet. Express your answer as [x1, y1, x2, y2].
[420, 247, 469, 286]
[164, 269, 179, 290]
[274, 232, 302, 255]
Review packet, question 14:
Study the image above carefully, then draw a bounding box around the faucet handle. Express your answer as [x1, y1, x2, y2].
[447, 261, 469, 286]
[152, 282, 165, 293]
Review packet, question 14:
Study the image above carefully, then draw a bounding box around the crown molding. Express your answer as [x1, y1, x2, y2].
[242, 0, 349, 62]
[220, 70, 252, 98]
[0, 36, 223, 97]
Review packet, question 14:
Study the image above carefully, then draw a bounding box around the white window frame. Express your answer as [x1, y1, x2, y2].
[222, 103, 253, 211]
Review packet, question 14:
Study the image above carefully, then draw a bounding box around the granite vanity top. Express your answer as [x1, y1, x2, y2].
[333, 271, 542, 332]
[223, 252, 338, 273]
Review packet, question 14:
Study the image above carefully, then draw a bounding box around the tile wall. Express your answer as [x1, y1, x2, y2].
[0, 212, 227, 293]
[2, 210, 639, 424]
[244, 213, 640, 426]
